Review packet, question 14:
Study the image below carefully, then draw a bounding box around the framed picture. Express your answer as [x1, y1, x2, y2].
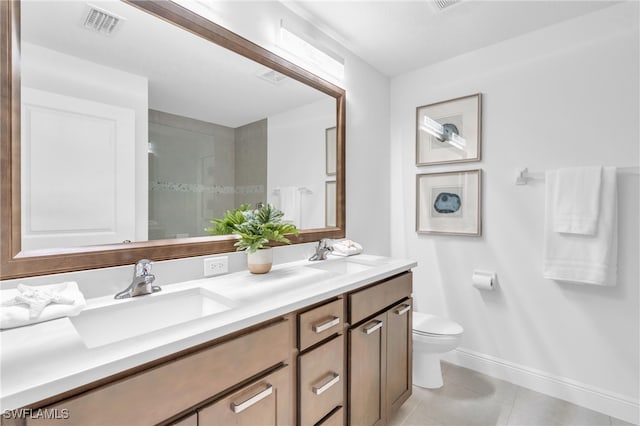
[416, 169, 482, 236]
[325, 181, 336, 227]
[416, 93, 482, 166]
[325, 127, 337, 176]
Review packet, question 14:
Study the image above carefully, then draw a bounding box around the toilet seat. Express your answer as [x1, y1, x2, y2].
[413, 312, 463, 337]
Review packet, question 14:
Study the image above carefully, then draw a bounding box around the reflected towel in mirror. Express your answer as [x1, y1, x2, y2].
[277, 186, 301, 227]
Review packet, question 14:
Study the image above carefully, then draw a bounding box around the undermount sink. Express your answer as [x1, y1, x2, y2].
[306, 258, 374, 275]
[70, 287, 236, 348]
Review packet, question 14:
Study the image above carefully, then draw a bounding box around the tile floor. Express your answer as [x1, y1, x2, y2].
[390, 362, 638, 426]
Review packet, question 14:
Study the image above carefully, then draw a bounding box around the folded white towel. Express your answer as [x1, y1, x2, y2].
[1, 281, 86, 329]
[332, 240, 363, 257]
[543, 167, 618, 285]
[553, 166, 602, 235]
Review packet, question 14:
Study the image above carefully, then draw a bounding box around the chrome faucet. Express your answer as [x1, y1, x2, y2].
[309, 238, 333, 261]
[114, 259, 161, 299]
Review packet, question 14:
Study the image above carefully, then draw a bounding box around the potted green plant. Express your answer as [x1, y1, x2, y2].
[206, 204, 299, 274]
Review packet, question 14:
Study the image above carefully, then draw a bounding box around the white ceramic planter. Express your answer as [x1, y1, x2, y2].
[247, 248, 273, 274]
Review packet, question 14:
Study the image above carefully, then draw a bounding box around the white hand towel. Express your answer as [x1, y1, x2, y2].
[553, 166, 602, 235]
[543, 167, 618, 285]
[278, 186, 301, 227]
[1, 281, 86, 329]
[332, 240, 363, 257]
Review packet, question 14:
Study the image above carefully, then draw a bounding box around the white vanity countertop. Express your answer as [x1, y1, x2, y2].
[0, 254, 416, 411]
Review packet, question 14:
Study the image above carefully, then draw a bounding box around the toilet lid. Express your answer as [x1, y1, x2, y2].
[413, 312, 463, 336]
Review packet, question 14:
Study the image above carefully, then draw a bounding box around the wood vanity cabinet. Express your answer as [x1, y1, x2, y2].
[24, 317, 295, 426]
[347, 272, 413, 426]
[12, 270, 414, 426]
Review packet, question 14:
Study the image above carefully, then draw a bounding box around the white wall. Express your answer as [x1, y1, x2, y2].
[390, 3, 639, 422]
[343, 53, 391, 256]
[267, 98, 335, 229]
[21, 42, 149, 242]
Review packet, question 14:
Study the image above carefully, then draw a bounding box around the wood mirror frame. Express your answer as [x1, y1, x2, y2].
[0, 0, 346, 280]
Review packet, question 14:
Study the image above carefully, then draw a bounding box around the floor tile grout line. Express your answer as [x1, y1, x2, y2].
[406, 389, 431, 426]
[503, 403, 514, 426]
[509, 384, 528, 426]
[502, 386, 519, 426]
[398, 401, 419, 426]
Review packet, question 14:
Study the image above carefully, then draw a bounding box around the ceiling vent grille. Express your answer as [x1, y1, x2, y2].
[257, 69, 288, 85]
[83, 4, 124, 36]
[433, 0, 461, 11]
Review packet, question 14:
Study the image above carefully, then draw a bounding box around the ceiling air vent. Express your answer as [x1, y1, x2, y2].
[257, 69, 288, 85]
[433, 0, 461, 11]
[83, 4, 124, 36]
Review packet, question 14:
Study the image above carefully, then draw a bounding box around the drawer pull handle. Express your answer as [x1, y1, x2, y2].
[312, 372, 340, 395]
[362, 320, 383, 335]
[312, 316, 340, 333]
[230, 383, 273, 413]
[395, 304, 411, 315]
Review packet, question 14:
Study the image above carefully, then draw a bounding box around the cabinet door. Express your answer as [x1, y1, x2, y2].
[348, 313, 386, 426]
[198, 366, 291, 426]
[386, 299, 413, 417]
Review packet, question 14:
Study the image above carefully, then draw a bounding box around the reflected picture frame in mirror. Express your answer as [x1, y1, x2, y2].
[0, 0, 346, 279]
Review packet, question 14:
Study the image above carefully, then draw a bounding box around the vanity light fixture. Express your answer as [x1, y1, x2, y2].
[421, 115, 466, 149]
[278, 21, 345, 81]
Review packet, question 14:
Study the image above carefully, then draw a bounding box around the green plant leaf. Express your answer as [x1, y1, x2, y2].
[206, 203, 298, 252]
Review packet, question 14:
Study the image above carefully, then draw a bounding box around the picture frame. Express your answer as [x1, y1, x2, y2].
[325, 126, 337, 176]
[325, 181, 336, 227]
[416, 169, 482, 236]
[416, 93, 482, 166]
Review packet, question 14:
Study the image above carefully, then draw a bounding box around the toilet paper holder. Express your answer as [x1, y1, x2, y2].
[472, 270, 497, 290]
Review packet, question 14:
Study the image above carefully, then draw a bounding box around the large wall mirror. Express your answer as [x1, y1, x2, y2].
[0, 0, 346, 279]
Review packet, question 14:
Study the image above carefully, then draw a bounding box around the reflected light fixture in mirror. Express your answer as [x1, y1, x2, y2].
[421, 115, 466, 150]
[0, 0, 346, 279]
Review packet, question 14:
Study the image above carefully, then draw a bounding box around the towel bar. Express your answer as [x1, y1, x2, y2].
[272, 187, 312, 194]
[515, 166, 639, 185]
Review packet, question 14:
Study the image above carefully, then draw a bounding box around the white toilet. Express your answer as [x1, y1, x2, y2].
[412, 311, 464, 389]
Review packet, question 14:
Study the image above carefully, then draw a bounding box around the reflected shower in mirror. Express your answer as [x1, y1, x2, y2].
[20, 0, 336, 250]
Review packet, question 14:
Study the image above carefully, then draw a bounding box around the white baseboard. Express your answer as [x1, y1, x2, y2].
[441, 347, 639, 425]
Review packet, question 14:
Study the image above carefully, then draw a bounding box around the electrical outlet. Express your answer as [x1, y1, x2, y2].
[203, 256, 229, 276]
